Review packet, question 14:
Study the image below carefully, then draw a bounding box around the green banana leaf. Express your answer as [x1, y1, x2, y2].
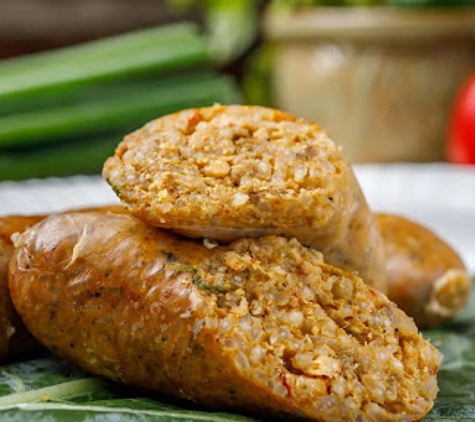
[0, 280, 474, 421]
[0, 355, 257, 421]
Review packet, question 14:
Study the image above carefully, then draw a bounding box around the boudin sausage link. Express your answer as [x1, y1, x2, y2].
[9, 210, 441, 421]
[103, 104, 387, 291]
[377, 213, 472, 328]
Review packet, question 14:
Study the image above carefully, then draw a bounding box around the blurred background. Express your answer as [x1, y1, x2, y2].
[0, 0, 475, 181]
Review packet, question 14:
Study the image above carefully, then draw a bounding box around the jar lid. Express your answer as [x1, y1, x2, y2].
[264, 7, 475, 44]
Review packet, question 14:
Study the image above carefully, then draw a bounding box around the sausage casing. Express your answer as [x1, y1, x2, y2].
[0, 205, 125, 361]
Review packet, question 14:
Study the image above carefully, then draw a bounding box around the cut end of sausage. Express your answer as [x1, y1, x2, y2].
[425, 269, 472, 321]
[102, 104, 347, 232]
[188, 237, 441, 421]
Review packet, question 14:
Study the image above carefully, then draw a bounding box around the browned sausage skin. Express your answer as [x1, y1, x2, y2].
[0, 215, 44, 360]
[9, 211, 441, 421]
[377, 213, 472, 328]
[0, 205, 125, 361]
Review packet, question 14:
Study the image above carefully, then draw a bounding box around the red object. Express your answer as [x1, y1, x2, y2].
[447, 72, 475, 165]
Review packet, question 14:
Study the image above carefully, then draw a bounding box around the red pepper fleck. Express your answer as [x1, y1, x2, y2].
[280, 372, 292, 398]
[187, 111, 203, 129]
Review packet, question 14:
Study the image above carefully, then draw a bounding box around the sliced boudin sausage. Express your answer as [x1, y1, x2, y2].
[103, 104, 386, 291]
[10, 211, 441, 421]
[377, 213, 472, 328]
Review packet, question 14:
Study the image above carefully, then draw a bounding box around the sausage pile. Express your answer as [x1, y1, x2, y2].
[3, 105, 471, 421]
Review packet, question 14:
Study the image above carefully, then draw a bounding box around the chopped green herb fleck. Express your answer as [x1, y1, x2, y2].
[175, 265, 227, 293]
[194, 279, 228, 294]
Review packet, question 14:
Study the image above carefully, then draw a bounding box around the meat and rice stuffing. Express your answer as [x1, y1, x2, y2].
[9, 211, 441, 422]
[103, 104, 386, 291]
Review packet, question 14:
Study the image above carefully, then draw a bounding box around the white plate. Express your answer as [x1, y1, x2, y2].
[1, 163, 474, 273]
[0, 175, 119, 216]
